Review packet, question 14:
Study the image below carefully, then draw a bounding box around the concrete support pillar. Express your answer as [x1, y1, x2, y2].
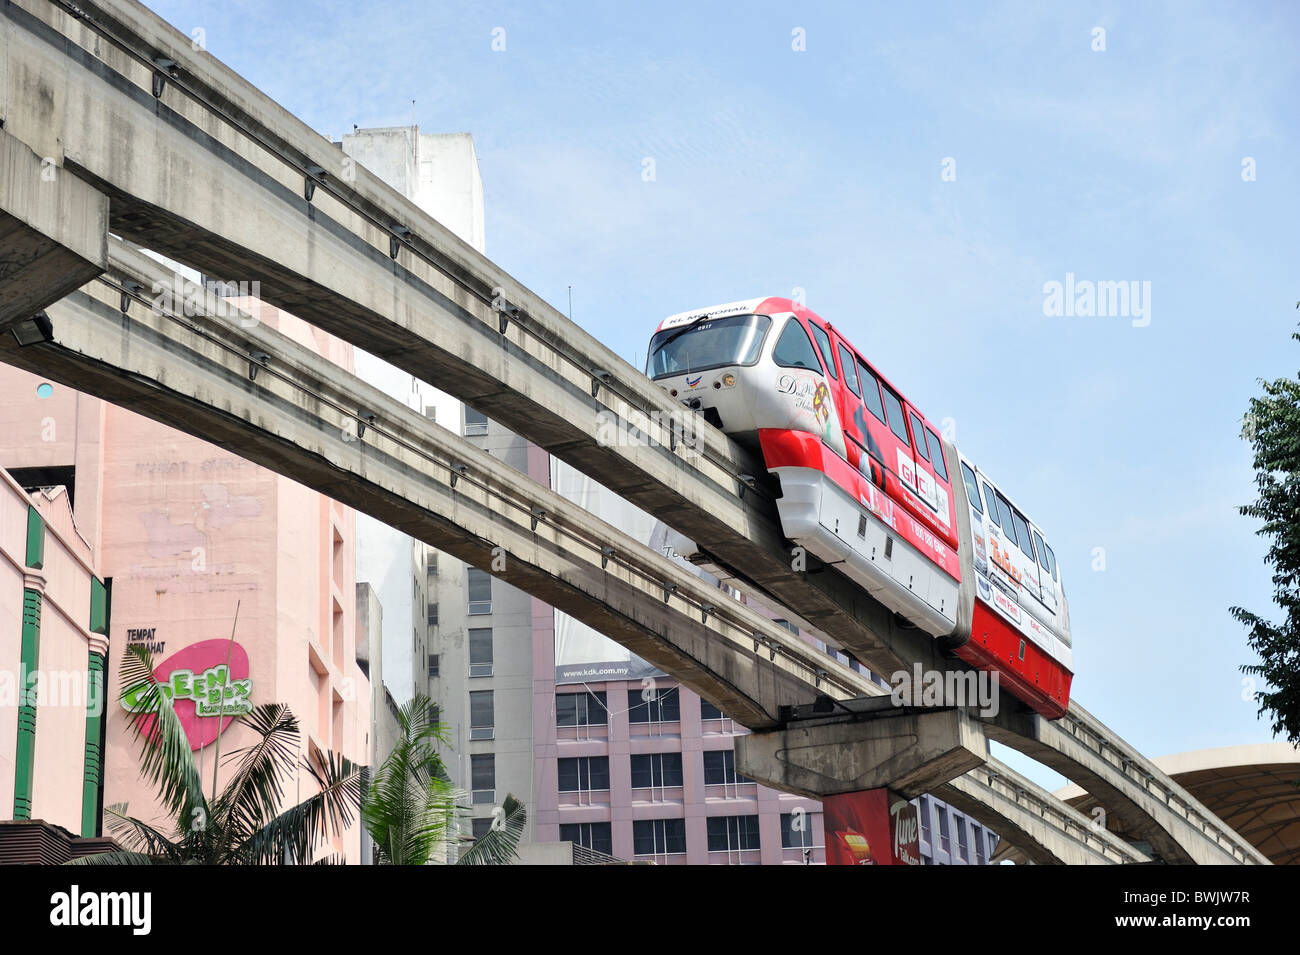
[735, 702, 987, 799]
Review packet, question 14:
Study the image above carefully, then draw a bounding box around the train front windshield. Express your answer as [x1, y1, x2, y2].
[647, 313, 772, 379]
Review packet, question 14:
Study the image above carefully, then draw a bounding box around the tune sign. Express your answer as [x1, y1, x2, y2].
[823, 787, 923, 866]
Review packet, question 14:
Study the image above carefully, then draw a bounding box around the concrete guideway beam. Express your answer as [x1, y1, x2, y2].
[734, 701, 988, 799]
[0, 240, 879, 729]
[0, 127, 107, 326]
[984, 704, 1268, 865]
[937, 759, 1151, 865]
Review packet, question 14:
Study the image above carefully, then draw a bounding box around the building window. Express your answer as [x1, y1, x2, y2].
[781, 812, 815, 849]
[707, 815, 760, 852]
[630, 752, 684, 788]
[700, 700, 725, 721]
[633, 818, 687, 855]
[557, 756, 610, 793]
[467, 568, 493, 615]
[626, 687, 680, 723]
[955, 814, 969, 862]
[427, 654, 439, 678]
[427, 602, 438, 626]
[975, 826, 988, 865]
[469, 627, 493, 677]
[556, 691, 607, 727]
[464, 407, 489, 436]
[560, 822, 613, 856]
[470, 690, 494, 740]
[471, 817, 493, 839]
[938, 806, 951, 855]
[470, 754, 494, 804]
[703, 749, 751, 785]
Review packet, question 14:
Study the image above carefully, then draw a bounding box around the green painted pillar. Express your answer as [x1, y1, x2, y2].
[13, 589, 41, 819]
[81, 651, 106, 836]
[25, 505, 44, 570]
[81, 576, 110, 836]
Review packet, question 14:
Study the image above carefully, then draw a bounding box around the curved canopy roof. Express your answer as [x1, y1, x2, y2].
[1039, 743, 1300, 865]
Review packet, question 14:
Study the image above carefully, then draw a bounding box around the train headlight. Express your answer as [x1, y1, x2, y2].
[721, 373, 736, 388]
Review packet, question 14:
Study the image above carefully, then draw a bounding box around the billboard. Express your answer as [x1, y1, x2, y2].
[823, 788, 923, 866]
[119, 638, 252, 751]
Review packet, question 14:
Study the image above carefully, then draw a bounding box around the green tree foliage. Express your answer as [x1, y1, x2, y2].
[362, 694, 457, 865]
[1233, 329, 1300, 745]
[362, 693, 527, 865]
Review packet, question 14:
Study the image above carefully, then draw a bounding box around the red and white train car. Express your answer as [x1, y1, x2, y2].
[646, 297, 1073, 718]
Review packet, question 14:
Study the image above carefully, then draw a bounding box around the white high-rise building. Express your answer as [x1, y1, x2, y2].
[340, 128, 484, 707]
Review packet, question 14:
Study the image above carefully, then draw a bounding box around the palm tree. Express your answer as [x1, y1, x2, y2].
[362, 693, 527, 865]
[454, 792, 527, 866]
[73, 644, 363, 865]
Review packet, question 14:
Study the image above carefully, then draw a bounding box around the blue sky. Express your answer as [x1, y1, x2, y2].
[154, 0, 1299, 782]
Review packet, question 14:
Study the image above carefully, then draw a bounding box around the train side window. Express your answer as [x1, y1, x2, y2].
[995, 493, 1017, 545]
[1033, 530, 1050, 571]
[926, 429, 949, 481]
[881, 384, 910, 445]
[837, 344, 860, 396]
[909, 412, 930, 460]
[961, 464, 982, 513]
[1012, 511, 1034, 560]
[982, 483, 1000, 526]
[809, 324, 837, 380]
[857, 361, 888, 424]
[1045, 544, 1058, 581]
[772, 318, 823, 373]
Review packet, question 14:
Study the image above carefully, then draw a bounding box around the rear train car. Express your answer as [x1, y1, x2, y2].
[948, 452, 1073, 718]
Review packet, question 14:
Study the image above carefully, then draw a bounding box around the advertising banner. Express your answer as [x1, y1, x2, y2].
[823, 787, 923, 865]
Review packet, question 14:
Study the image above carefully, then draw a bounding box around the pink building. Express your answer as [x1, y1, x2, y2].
[0, 302, 370, 862]
[0, 470, 107, 838]
[536, 670, 825, 864]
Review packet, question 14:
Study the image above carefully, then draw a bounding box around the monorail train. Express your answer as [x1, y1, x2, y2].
[646, 297, 1073, 718]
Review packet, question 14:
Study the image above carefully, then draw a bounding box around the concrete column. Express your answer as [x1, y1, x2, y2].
[735, 702, 987, 799]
